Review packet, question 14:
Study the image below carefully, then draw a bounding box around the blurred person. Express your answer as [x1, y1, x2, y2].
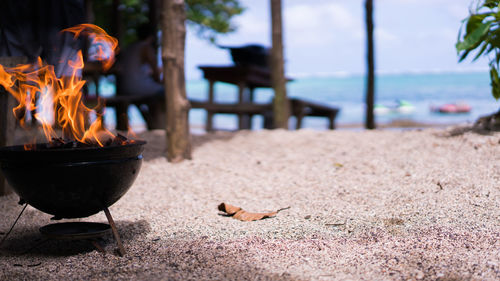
[115, 23, 165, 129]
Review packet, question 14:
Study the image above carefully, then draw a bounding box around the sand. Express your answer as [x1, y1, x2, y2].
[0, 127, 499, 280]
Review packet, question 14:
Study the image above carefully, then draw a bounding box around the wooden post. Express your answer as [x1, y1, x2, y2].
[365, 0, 376, 129]
[270, 0, 289, 129]
[0, 56, 26, 196]
[161, 0, 192, 162]
[205, 80, 214, 132]
[237, 82, 251, 130]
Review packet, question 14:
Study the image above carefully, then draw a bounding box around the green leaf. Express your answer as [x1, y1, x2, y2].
[456, 21, 493, 51]
[490, 65, 498, 80]
[458, 1, 500, 101]
[466, 14, 487, 35]
[484, 0, 500, 9]
[490, 67, 500, 99]
[493, 82, 500, 99]
[473, 42, 490, 61]
[458, 50, 471, 62]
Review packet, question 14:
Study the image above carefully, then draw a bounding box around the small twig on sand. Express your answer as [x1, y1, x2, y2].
[325, 222, 346, 227]
[277, 206, 291, 213]
[435, 182, 444, 193]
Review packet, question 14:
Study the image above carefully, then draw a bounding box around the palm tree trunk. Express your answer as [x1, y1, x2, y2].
[161, 0, 192, 162]
[270, 0, 288, 129]
[365, 0, 376, 129]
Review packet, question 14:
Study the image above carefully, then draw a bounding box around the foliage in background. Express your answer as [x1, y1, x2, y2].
[457, 0, 500, 100]
[93, 0, 243, 47]
[186, 0, 244, 43]
[93, 0, 147, 46]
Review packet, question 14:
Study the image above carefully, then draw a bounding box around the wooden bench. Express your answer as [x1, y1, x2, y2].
[191, 98, 340, 130]
[83, 63, 166, 131]
[85, 95, 340, 131]
[83, 65, 341, 132]
[84, 95, 166, 131]
[198, 65, 290, 131]
[190, 100, 274, 130]
[290, 98, 340, 129]
[197, 66, 341, 131]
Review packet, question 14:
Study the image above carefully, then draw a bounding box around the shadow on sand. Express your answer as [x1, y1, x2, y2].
[0, 219, 150, 257]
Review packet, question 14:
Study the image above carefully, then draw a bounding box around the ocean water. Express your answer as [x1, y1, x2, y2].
[99, 71, 500, 131]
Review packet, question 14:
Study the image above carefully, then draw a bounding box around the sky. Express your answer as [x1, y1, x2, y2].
[184, 0, 489, 81]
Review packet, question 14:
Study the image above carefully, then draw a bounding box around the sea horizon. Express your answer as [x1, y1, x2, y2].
[98, 70, 500, 132]
[187, 67, 491, 82]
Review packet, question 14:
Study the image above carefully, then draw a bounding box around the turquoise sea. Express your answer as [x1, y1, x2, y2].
[101, 71, 500, 131]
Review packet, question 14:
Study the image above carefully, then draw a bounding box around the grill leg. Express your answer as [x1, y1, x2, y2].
[0, 203, 28, 248]
[103, 207, 126, 256]
[90, 239, 106, 254]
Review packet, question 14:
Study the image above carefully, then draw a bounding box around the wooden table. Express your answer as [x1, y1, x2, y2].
[197, 65, 277, 131]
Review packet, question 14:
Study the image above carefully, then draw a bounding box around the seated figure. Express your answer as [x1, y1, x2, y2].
[115, 23, 165, 130]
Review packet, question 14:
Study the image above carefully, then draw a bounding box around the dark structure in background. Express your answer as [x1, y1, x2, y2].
[0, 0, 85, 77]
[219, 44, 270, 68]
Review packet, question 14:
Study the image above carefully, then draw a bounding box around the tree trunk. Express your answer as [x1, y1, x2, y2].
[365, 0, 376, 129]
[161, 0, 192, 162]
[270, 0, 288, 129]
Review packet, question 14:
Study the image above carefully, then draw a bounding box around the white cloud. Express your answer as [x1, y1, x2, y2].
[446, 4, 472, 21]
[323, 3, 358, 30]
[376, 28, 398, 43]
[285, 5, 322, 31]
[185, 0, 484, 79]
[285, 2, 360, 32]
[284, 2, 362, 46]
[233, 13, 269, 36]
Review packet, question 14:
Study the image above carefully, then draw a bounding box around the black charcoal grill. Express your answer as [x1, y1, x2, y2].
[0, 140, 146, 256]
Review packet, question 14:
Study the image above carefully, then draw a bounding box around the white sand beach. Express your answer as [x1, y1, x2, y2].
[0, 127, 499, 280]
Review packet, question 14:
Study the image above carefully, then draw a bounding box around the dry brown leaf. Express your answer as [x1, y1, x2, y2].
[218, 203, 242, 215]
[218, 203, 290, 222]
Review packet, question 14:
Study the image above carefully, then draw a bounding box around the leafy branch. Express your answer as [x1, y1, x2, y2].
[457, 0, 500, 99]
[93, 0, 244, 46]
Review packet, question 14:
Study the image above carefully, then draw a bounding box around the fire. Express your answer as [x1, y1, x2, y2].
[63, 24, 119, 71]
[0, 24, 120, 149]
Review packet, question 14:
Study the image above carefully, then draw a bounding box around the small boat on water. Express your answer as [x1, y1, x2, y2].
[374, 100, 415, 115]
[430, 102, 471, 114]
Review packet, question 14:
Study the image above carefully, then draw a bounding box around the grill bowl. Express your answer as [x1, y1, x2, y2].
[0, 141, 145, 218]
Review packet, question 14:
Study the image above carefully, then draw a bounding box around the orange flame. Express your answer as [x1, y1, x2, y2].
[63, 24, 119, 71]
[0, 24, 120, 148]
